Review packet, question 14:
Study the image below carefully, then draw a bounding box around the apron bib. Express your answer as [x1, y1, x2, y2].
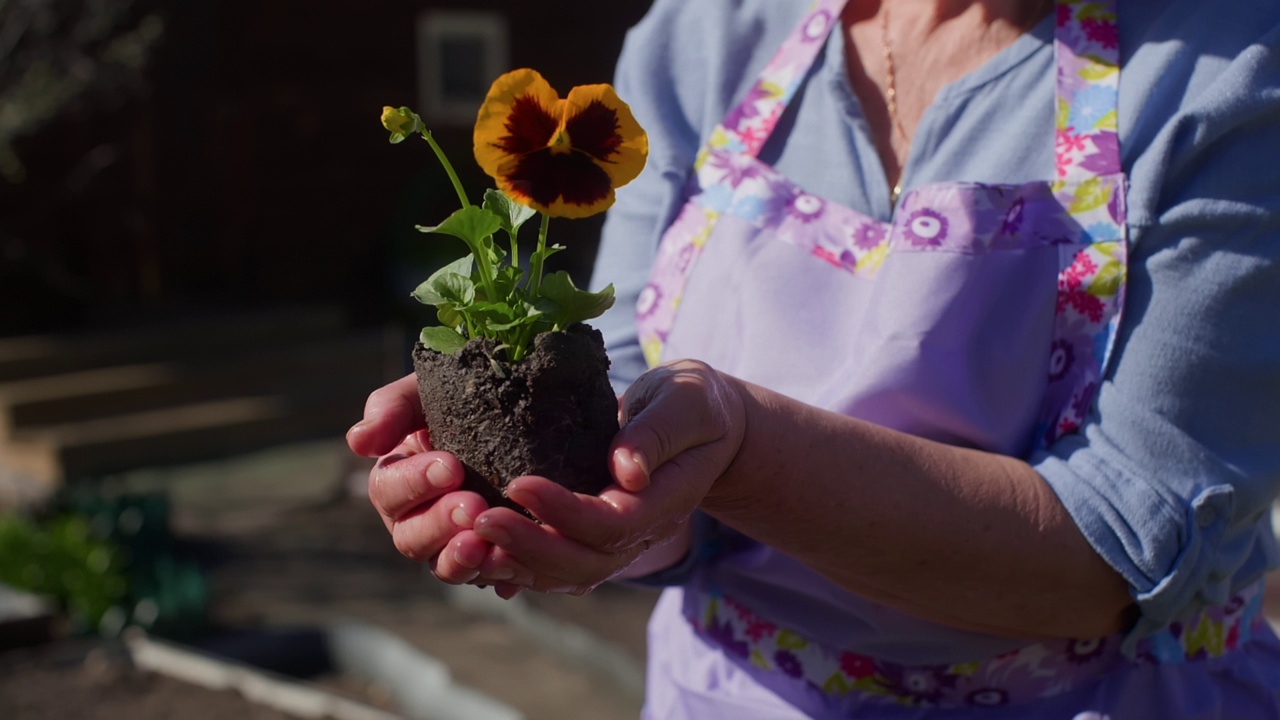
[634, 0, 1264, 711]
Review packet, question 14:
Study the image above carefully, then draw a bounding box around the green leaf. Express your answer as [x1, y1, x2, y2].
[411, 257, 476, 307]
[492, 264, 525, 299]
[436, 305, 465, 330]
[530, 242, 566, 266]
[535, 272, 615, 330]
[483, 189, 538, 237]
[416, 205, 503, 245]
[420, 326, 469, 355]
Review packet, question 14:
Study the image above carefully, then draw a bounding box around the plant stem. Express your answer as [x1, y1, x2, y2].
[421, 131, 470, 209]
[529, 213, 551, 296]
[507, 229, 519, 276]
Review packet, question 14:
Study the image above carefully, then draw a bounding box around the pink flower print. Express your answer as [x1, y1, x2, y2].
[636, 283, 662, 319]
[1081, 18, 1119, 50]
[1056, 128, 1087, 158]
[789, 193, 826, 223]
[840, 652, 877, 679]
[1226, 622, 1241, 652]
[1059, 285, 1105, 323]
[853, 221, 888, 250]
[1064, 252, 1098, 287]
[744, 616, 777, 643]
[1058, 417, 1080, 435]
[1056, 3, 1072, 27]
[813, 246, 842, 268]
[738, 123, 769, 156]
[966, 688, 1010, 707]
[903, 208, 949, 248]
[722, 85, 771, 132]
[1058, 253, 1105, 321]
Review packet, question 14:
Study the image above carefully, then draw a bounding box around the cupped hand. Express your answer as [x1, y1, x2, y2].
[468, 360, 747, 595]
[347, 373, 495, 586]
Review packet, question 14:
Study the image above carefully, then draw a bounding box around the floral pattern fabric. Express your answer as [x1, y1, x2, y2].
[632, 0, 1252, 709]
[690, 581, 1265, 709]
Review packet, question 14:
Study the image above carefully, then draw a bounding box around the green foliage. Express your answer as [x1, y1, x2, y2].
[383, 107, 615, 363]
[0, 492, 209, 640]
[0, 513, 128, 633]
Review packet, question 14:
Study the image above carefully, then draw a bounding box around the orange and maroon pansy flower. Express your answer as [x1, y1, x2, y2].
[474, 69, 648, 219]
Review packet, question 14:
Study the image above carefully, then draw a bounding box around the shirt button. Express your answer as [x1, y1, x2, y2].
[1195, 505, 1218, 528]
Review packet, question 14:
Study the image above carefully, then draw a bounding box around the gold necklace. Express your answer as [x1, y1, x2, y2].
[880, 4, 910, 205]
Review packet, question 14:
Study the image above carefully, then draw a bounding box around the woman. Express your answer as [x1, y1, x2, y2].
[348, 0, 1280, 716]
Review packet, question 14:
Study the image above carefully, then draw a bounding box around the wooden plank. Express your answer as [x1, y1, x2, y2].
[0, 330, 401, 435]
[0, 307, 349, 382]
[2, 388, 373, 485]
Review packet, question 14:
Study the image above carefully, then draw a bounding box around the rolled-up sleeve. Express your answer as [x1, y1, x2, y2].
[1033, 24, 1280, 640]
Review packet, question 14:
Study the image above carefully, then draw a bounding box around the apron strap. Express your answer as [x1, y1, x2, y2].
[714, 0, 849, 158]
[1054, 0, 1123, 181]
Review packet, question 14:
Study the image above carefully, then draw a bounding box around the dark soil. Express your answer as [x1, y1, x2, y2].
[414, 324, 619, 511]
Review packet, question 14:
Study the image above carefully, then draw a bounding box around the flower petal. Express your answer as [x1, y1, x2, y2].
[473, 69, 562, 182]
[562, 84, 648, 190]
[497, 148, 616, 219]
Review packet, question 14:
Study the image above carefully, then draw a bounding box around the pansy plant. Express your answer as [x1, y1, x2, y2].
[382, 68, 648, 363]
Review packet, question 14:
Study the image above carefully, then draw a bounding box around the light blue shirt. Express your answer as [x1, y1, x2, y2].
[592, 0, 1280, 642]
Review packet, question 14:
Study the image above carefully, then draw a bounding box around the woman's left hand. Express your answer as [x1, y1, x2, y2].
[468, 360, 746, 595]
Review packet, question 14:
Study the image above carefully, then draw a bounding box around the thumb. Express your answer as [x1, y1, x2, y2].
[610, 361, 744, 493]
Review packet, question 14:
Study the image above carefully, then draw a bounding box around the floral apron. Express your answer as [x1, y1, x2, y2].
[634, 0, 1268, 714]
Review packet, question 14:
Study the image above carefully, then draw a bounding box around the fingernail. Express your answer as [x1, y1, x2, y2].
[345, 420, 368, 441]
[453, 545, 483, 569]
[426, 459, 455, 489]
[631, 450, 650, 479]
[478, 525, 511, 546]
[613, 448, 650, 487]
[450, 505, 473, 528]
[487, 565, 515, 581]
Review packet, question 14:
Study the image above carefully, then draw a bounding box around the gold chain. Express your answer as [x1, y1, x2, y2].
[880, 4, 910, 204]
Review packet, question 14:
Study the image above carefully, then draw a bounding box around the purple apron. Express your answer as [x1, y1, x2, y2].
[633, 0, 1272, 716]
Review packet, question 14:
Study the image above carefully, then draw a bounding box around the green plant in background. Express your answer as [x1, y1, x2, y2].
[0, 512, 128, 633]
[0, 492, 208, 639]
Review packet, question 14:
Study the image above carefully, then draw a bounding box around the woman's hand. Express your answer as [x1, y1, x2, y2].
[346, 374, 498, 587]
[467, 360, 747, 595]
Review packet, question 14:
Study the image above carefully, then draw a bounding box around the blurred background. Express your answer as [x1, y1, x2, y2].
[0, 1, 659, 718]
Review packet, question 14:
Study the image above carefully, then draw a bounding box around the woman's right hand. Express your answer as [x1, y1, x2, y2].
[346, 374, 496, 586]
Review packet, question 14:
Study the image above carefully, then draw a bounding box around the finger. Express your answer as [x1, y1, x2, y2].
[503, 476, 645, 552]
[494, 583, 523, 600]
[368, 450, 465, 528]
[348, 374, 426, 457]
[476, 544, 536, 587]
[389, 490, 489, 563]
[614, 358, 747, 491]
[430, 530, 491, 585]
[472, 507, 631, 592]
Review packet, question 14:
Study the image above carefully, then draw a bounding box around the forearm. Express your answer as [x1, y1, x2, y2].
[704, 375, 1134, 639]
